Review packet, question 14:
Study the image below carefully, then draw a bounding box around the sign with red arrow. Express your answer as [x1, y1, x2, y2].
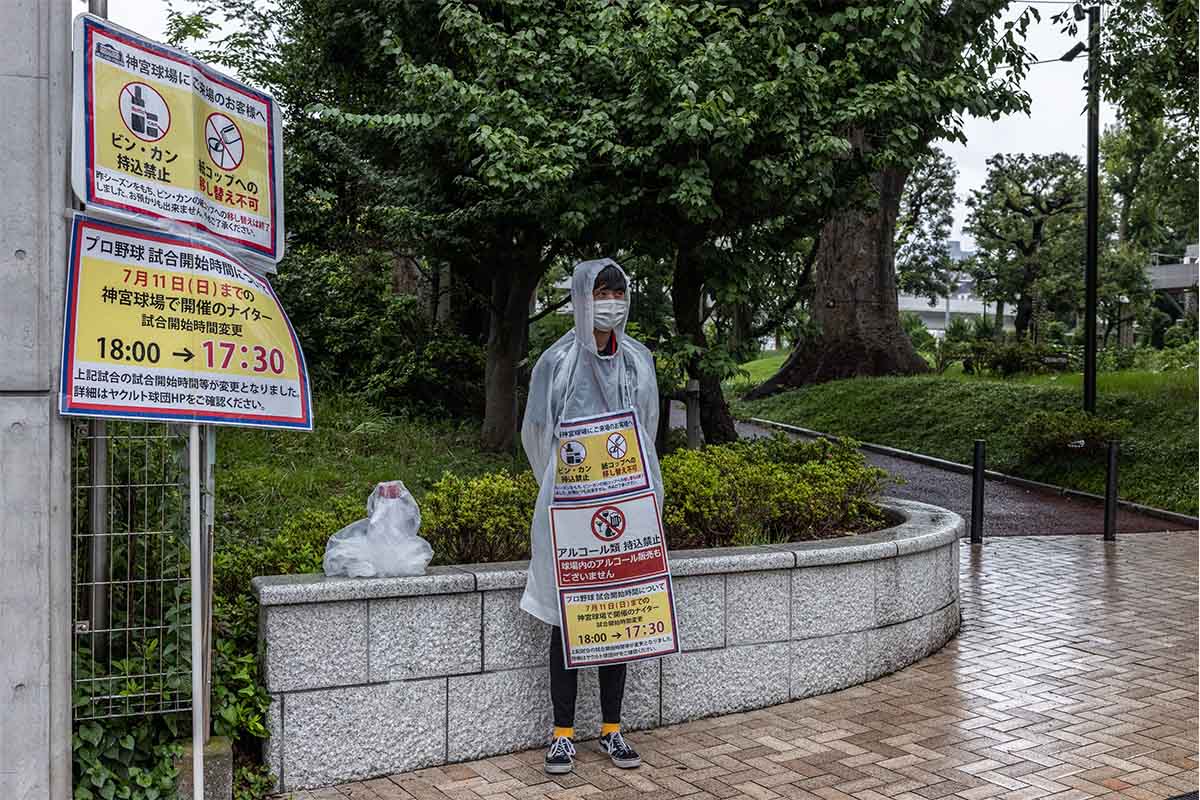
[59, 214, 311, 429]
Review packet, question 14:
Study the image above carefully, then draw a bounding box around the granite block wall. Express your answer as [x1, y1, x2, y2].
[254, 498, 963, 792]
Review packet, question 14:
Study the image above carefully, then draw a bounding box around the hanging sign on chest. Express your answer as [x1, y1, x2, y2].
[554, 410, 651, 503]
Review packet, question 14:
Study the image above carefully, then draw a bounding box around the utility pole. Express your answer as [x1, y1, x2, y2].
[1082, 3, 1100, 413]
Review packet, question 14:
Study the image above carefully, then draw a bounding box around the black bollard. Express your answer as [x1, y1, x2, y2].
[1104, 441, 1119, 541]
[970, 439, 985, 544]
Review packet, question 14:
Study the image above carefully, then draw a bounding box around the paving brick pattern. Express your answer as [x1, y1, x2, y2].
[285, 534, 1198, 800]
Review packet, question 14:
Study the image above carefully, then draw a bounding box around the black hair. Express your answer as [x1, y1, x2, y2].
[593, 263, 627, 293]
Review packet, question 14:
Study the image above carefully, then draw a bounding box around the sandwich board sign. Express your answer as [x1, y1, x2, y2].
[72, 14, 285, 269]
[59, 213, 311, 430]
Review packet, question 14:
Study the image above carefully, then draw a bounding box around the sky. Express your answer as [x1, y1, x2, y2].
[90, 0, 1111, 251]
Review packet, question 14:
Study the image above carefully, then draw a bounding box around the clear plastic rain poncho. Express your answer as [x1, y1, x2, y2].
[519, 258, 662, 626]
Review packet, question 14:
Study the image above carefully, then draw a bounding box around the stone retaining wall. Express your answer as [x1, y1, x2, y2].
[253, 497, 962, 791]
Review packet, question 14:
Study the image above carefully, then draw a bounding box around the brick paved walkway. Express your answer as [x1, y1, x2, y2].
[290, 534, 1198, 800]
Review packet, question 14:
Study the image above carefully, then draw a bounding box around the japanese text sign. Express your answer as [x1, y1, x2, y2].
[549, 408, 678, 668]
[550, 492, 669, 587]
[558, 577, 678, 668]
[554, 410, 651, 503]
[72, 14, 285, 268]
[551, 492, 678, 667]
[59, 214, 312, 430]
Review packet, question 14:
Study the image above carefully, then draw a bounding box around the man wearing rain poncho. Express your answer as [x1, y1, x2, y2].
[521, 258, 678, 775]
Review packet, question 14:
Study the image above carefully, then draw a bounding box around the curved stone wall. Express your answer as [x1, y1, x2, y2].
[253, 497, 962, 791]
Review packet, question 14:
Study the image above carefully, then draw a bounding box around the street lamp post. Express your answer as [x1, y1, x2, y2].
[1082, 3, 1100, 413]
[1059, 5, 1101, 412]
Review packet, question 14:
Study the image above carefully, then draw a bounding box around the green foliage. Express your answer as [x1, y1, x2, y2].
[232, 765, 276, 800]
[1102, 119, 1198, 255]
[210, 638, 272, 742]
[661, 436, 886, 549]
[1163, 323, 1196, 349]
[73, 717, 181, 800]
[972, 340, 1054, 377]
[896, 148, 958, 303]
[1019, 410, 1132, 459]
[944, 317, 974, 344]
[964, 153, 1085, 338]
[736, 371, 1198, 514]
[971, 315, 997, 342]
[901, 312, 936, 354]
[273, 247, 486, 418]
[1159, 341, 1199, 371]
[417, 434, 886, 562]
[421, 470, 539, 564]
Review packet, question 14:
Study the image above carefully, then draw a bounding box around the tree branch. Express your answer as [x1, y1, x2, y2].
[528, 292, 572, 324]
[750, 231, 822, 339]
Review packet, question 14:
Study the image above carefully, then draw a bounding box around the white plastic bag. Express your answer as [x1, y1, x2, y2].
[322, 481, 433, 578]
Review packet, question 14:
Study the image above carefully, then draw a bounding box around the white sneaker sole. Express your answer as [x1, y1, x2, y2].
[544, 761, 574, 775]
[608, 754, 641, 769]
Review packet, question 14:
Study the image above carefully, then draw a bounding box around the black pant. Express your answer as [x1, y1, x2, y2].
[549, 626, 626, 729]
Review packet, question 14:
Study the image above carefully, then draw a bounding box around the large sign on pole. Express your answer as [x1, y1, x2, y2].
[59, 214, 311, 430]
[551, 410, 679, 668]
[72, 14, 285, 267]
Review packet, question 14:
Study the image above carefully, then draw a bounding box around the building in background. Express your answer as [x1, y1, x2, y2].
[1149, 245, 1199, 315]
[897, 241, 1014, 335]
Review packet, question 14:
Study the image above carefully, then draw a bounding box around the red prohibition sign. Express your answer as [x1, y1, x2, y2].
[606, 432, 628, 459]
[590, 506, 626, 542]
[205, 112, 244, 171]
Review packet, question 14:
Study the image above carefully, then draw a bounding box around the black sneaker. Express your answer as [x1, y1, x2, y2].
[599, 731, 641, 769]
[544, 735, 576, 774]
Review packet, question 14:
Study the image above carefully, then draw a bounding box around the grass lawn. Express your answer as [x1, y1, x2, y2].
[732, 362, 1199, 515]
[729, 350, 788, 390]
[215, 394, 525, 579]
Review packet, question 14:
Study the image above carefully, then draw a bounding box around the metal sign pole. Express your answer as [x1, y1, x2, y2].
[189, 424, 204, 799]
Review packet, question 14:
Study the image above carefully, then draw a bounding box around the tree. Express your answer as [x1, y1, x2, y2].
[964, 153, 1085, 338]
[1055, 0, 1198, 137]
[895, 147, 958, 303]
[1102, 119, 1199, 256]
[747, 0, 1038, 398]
[176, 1, 652, 451]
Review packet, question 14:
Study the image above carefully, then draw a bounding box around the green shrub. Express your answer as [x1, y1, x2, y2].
[1019, 410, 1132, 459]
[1163, 322, 1196, 348]
[73, 716, 182, 800]
[661, 435, 886, 549]
[1159, 341, 1199, 371]
[416, 435, 885, 560]
[970, 315, 997, 341]
[364, 317, 486, 418]
[944, 317, 973, 344]
[901, 312, 935, 353]
[976, 340, 1050, 377]
[421, 470, 540, 564]
[273, 247, 486, 419]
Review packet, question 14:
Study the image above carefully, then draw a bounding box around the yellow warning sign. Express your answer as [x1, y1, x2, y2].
[559, 577, 678, 668]
[554, 410, 651, 503]
[59, 214, 311, 430]
[72, 14, 284, 266]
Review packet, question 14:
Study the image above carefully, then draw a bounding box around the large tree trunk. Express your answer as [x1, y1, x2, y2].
[672, 246, 738, 444]
[480, 268, 540, 452]
[746, 166, 927, 400]
[1013, 292, 1034, 340]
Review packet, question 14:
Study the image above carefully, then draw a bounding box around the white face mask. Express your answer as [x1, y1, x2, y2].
[592, 299, 628, 332]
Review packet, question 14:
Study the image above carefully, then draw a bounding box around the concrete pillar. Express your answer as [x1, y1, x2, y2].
[0, 1, 73, 798]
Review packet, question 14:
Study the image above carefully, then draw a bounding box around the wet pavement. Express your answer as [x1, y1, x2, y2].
[297, 532, 1199, 800]
[668, 405, 1194, 537]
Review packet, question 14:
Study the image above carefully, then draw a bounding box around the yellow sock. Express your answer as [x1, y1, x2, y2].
[553, 726, 574, 740]
[601, 723, 620, 736]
